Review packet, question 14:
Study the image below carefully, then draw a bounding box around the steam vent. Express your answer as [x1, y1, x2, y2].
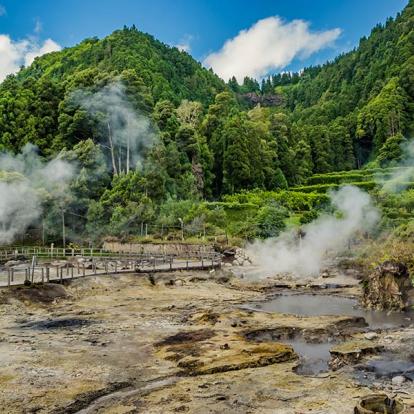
[354, 394, 406, 414]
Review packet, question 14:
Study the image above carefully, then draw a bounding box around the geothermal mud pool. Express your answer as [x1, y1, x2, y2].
[0, 265, 413, 413]
[244, 292, 414, 379]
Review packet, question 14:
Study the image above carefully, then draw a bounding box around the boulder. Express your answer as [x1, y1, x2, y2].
[361, 261, 414, 311]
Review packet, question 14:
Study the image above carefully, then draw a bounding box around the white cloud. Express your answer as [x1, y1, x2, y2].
[204, 16, 341, 82]
[0, 35, 61, 81]
[34, 19, 42, 34]
[175, 34, 193, 53]
[24, 38, 60, 66]
[0, 5, 6, 16]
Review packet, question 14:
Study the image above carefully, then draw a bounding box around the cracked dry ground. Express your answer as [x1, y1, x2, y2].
[0, 271, 412, 413]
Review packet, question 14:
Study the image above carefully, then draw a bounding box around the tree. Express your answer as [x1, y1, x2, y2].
[254, 204, 287, 238]
[293, 139, 313, 184]
[176, 100, 203, 128]
[201, 92, 238, 195]
[222, 113, 252, 193]
[377, 133, 406, 166]
[357, 78, 408, 153]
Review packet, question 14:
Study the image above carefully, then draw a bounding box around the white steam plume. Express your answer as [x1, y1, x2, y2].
[71, 82, 156, 175]
[247, 186, 379, 278]
[379, 139, 414, 193]
[0, 144, 75, 244]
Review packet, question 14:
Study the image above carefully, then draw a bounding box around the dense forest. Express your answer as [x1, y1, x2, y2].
[0, 1, 413, 244]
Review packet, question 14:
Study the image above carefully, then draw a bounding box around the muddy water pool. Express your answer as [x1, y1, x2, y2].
[245, 293, 414, 376]
[247, 293, 414, 329]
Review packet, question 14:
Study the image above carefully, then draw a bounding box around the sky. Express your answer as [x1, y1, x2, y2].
[0, 0, 409, 82]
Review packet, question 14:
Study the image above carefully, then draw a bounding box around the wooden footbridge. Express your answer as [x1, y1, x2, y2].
[0, 246, 222, 288]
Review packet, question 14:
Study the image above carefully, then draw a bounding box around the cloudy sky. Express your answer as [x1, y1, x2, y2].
[0, 0, 408, 82]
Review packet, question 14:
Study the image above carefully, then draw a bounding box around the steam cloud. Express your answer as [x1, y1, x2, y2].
[0, 144, 75, 244]
[379, 139, 414, 193]
[0, 82, 155, 245]
[247, 186, 379, 278]
[71, 82, 156, 174]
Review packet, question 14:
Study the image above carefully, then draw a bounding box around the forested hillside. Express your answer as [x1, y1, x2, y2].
[0, 1, 413, 244]
[230, 0, 414, 170]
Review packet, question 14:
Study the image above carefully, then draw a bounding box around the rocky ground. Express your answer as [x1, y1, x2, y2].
[0, 265, 413, 413]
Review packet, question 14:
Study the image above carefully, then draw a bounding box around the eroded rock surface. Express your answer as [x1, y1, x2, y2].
[0, 268, 412, 413]
[362, 261, 414, 311]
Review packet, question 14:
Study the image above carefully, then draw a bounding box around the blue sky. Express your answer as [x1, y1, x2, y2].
[0, 0, 409, 81]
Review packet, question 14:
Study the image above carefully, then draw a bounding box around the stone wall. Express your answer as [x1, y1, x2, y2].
[102, 241, 215, 257]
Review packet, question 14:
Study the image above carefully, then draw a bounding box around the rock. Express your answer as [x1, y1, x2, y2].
[329, 340, 383, 370]
[173, 342, 297, 375]
[392, 375, 406, 386]
[361, 260, 414, 311]
[364, 332, 379, 340]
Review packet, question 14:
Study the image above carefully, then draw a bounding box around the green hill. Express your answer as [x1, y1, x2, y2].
[0, 3, 413, 244]
[232, 0, 414, 168]
[0, 26, 225, 154]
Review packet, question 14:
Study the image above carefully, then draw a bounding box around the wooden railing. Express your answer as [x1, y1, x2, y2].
[0, 250, 222, 288]
[0, 246, 219, 260]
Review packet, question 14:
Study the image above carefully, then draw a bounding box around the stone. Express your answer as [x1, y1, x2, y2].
[364, 332, 379, 340]
[329, 340, 383, 370]
[361, 260, 414, 311]
[392, 375, 406, 386]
